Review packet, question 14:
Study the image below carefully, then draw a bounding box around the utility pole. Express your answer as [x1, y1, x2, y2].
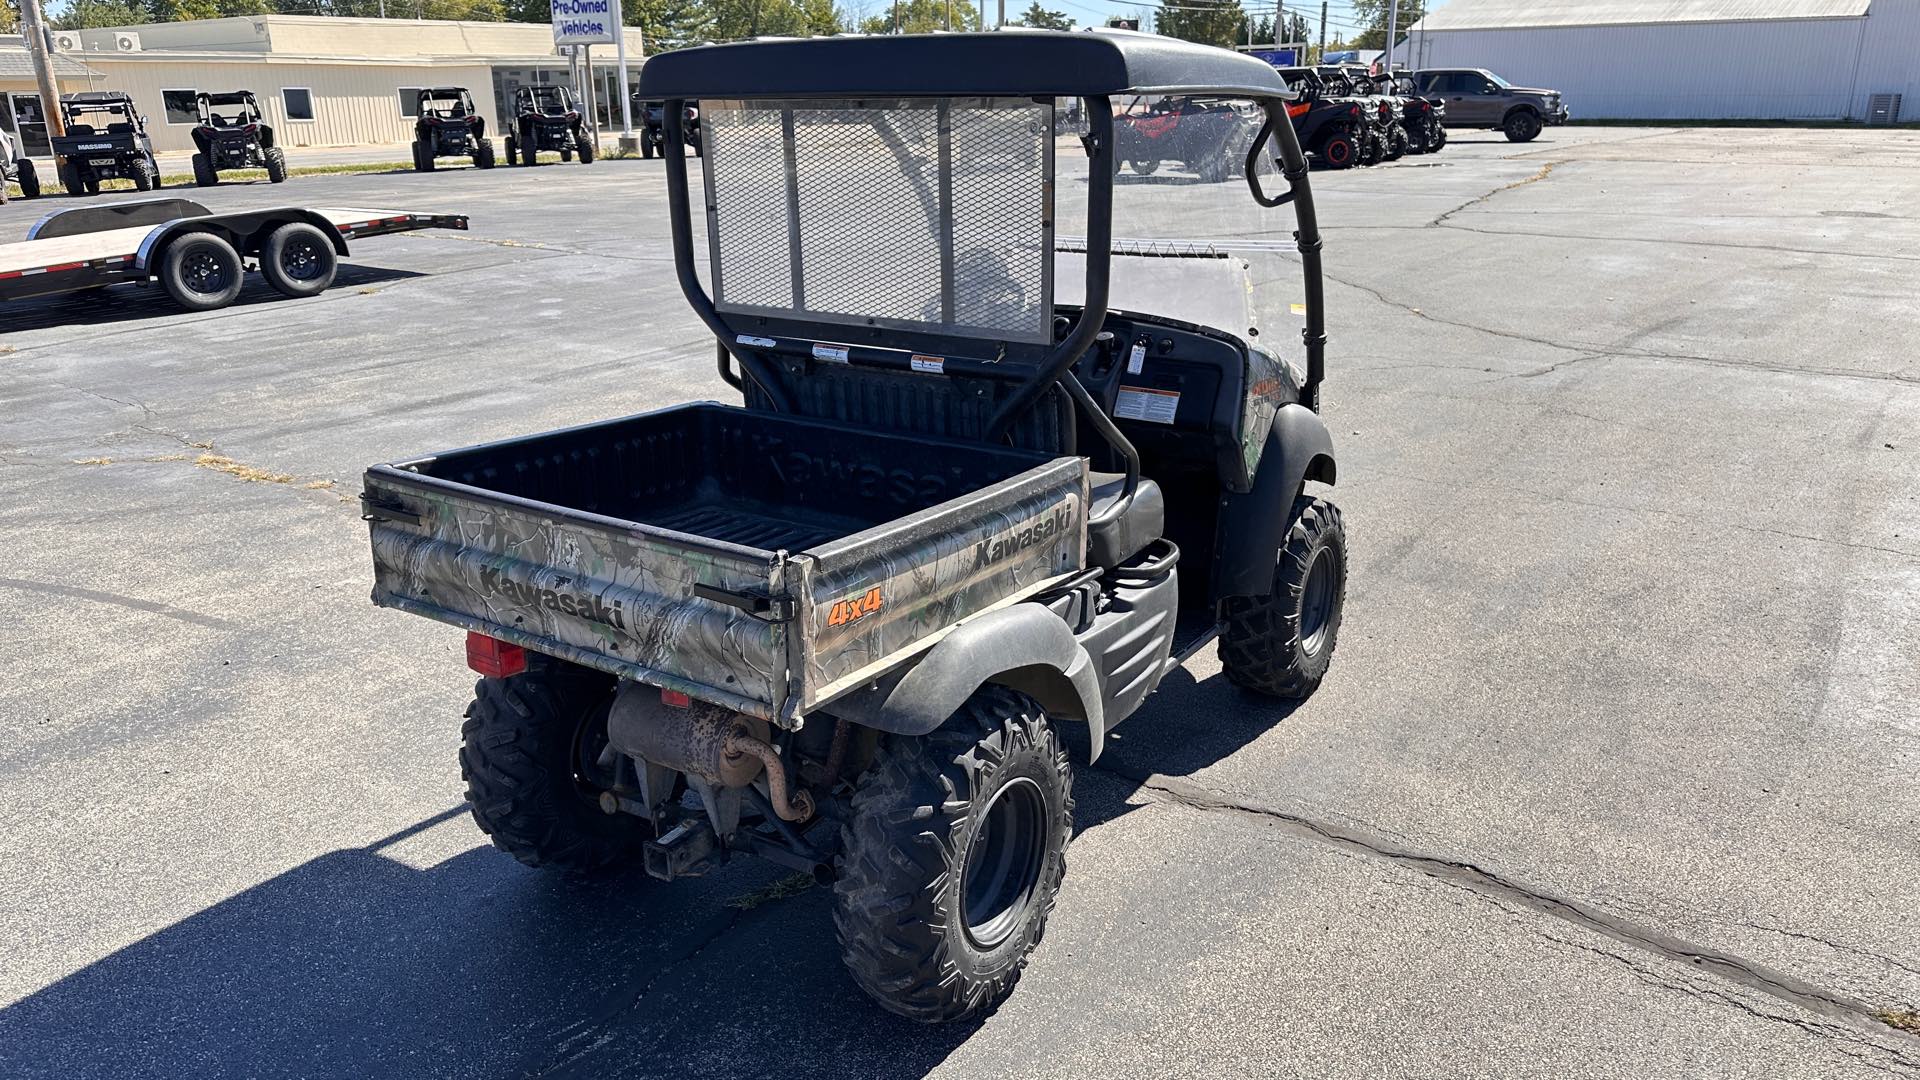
[997, 0, 1004, 28]
[945, 0, 952, 31]
[1382, 0, 1400, 69]
[18, 0, 67, 156]
[1317, 1, 1327, 61]
[893, 0, 900, 32]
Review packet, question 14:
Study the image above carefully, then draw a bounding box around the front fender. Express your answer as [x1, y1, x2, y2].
[1212, 402, 1336, 601]
[821, 603, 1112, 759]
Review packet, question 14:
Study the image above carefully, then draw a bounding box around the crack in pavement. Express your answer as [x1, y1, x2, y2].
[1108, 766, 1920, 1051]
[1430, 159, 1564, 227]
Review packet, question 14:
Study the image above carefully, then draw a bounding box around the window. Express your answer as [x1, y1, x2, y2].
[397, 87, 423, 119]
[281, 87, 315, 122]
[162, 89, 200, 126]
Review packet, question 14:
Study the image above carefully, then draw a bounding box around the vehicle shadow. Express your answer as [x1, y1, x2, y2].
[0, 669, 1296, 1080]
[0, 265, 426, 331]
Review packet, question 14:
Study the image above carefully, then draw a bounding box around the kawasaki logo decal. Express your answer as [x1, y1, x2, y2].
[479, 566, 626, 630]
[974, 504, 1075, 566]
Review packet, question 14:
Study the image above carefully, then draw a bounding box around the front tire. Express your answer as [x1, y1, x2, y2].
[1128, 157, 1158, 175]
[192, 152, 217, 187]
[576, 134, 594, 164]
[835, 688, 1072, 1023]
[264, 146, 287, 183]
[474, 139, 495, 169]
[1220, 495, 1348, 699]
[259, 221, 336, 297]
[1319, 133, 1356, 169]
[1504, 110, 1542, 142]
[460, 657, 651, 874]
[17, 159, 39, 199]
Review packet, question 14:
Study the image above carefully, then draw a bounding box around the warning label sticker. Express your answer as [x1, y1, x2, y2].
[812, 343, 850, 364]
[910, 354, 945, 374]
[1127, 341, 1147, 374]
[1114, 386, 1180, 425]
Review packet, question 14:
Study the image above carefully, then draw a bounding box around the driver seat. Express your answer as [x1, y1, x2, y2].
[1087, 472, 1165, 570]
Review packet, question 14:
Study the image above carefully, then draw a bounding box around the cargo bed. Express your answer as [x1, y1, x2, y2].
[363, 403, 1088, 724]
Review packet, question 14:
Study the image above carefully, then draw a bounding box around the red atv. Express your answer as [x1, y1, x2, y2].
[1114, 96, 1268, 183]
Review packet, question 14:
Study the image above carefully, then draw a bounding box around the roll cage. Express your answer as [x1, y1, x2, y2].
[197, 91, 263, 129]
[636, 30, 1328, 425]
[417, 88, 478, 120]
[516, 85, 580, 117]
[60, 92, 142, 132]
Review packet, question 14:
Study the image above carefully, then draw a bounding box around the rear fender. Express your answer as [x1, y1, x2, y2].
[1211, 402, 1336, 601]
[821, 603, 1111, 760]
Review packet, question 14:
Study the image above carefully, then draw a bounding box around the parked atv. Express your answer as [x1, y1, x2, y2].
[50, 92, 162, 196]
[1, 124, 40, 200]
[411, 87, 495, 172]
[1275, 67, 1368, 169]
[1114, 96, 1268, 182]
[362, 32, 1345, 1025]
[1374, 70, 1446, 153]
[190, 91, 287, 186]
[637, 98, 701, 158]
[1311, 67, 1386, 165]
[504, 85, 593, 166]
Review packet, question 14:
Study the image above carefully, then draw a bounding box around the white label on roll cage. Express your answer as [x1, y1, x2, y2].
[1115, 386, 1180, 425]
[737, 334, 776, 348]
[910, 354, 945, 374]
[811, 343, 850, 363]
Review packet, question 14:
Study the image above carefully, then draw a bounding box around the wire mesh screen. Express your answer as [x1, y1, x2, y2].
[702, 97, 1054, 344]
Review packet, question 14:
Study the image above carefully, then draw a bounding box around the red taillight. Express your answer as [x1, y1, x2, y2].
[466, 632, 527, 678]
[1350, 106, 1361, 118]
[661, 689, 691, 708]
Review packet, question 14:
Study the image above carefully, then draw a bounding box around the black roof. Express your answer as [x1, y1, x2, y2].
[63, 91, 135, 104]
[199, 90, 257, 104]
[637, 30, 1291, 100]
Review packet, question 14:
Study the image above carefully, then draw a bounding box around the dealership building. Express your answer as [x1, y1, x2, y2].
[0, 16, 646, 157]
[1395, 0, 1920, 121]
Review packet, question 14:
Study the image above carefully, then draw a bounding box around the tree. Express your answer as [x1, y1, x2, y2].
[857, 0, 978, 34]
[1282, 10, 1308, 42]
[54, 0, 152, 27]
[1013, 0, 1070, 29]
[1155, 0, 1242, 49]
[1350, 0, 1423, 50]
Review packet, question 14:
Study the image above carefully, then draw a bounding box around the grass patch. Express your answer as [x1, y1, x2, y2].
[725, 872, 816, 911]
[5, 145, 626, 196]
[194, 453, 296, 485]
[1877, 1008, 1920, 1034]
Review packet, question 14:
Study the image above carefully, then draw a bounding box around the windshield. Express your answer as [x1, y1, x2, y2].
[1484, 70, 1512, 88]
[1055, 96, 1294, 344]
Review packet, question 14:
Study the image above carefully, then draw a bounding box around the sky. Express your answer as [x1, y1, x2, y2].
[1050, 0, 1379, 44]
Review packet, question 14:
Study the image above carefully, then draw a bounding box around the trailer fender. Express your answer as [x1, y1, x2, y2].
[1211, 402, 1337, 602]
[822, 603, 1111, 759]
[134, 208, 348, 273]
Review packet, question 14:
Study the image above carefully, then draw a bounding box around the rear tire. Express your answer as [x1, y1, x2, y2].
[1319, 133, 1356, 169]
[460, 657, 651, 875]
[1220, 495, 1348, 699]
[1384, 125, 1408, 161]
[504, 134, 519, 166]
[192, 152, 217, 187]
[474, 139, 495, 169]
[835, 687, 1072, 1023]
[559, 141, 573, 163]
[1504, 110, 1542, 143]
[17, 160, 39, 199]
[1128, 157, 1158, 175]
[641, 138, 655, 159]
[264, 146, 287, 183]
[130, 159, 153, 191]
[576, 134, 594, 164]
[414, 139, 434, 172]
[159, 232, 244, 312]
[1430, 123, 1448, 151]
[259, 221, 336, 298]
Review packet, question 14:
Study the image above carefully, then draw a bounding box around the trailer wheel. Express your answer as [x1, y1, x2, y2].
[192, 153, 217, 187]
[835, 687, 1072, 1022]
[17, 160, 39, 199]
[576, 134, 595, 164]
[264, 147, 287, 183]
[460, 657, 653, 875]
[259, 222, 337, 298]
[159, 232, 244, 312]
[1220, 495, 1348, 699]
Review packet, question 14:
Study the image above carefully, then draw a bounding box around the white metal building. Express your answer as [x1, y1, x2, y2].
[1395, 0, 1920, 121]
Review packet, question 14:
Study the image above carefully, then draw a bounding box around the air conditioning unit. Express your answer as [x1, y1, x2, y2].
[111, 32, 142, 52]
[50, 31, 83, 52]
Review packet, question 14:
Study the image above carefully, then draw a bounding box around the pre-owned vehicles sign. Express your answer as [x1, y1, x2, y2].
[551, 0, 616, 44]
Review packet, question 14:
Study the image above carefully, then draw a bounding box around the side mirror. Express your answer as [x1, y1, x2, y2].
[1480, 86, 1499, 95]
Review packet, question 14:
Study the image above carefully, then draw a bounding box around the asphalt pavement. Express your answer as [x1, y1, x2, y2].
[1, 126, 1917, 1079]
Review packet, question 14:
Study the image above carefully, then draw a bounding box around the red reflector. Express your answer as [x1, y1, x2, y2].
[465, 632, 527, 678]
[660, 689, 691, 708]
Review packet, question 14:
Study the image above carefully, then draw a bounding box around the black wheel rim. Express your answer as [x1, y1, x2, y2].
[1299, 546, 1337, 656]
[568, 700, 619, 803]
[183, 249, 230, 294]
[961, 776, 1047, 949]
[280, 238, 325, 282]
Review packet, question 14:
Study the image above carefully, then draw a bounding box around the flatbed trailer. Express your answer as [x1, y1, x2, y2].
[0, 198, 467, 311]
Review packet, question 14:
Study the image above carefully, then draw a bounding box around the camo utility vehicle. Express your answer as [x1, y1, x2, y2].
[190, 91, 287, 186]
[51, 92, 161, 195]
[505, 85, 593, 166]
[362, 31, 1346, 1023]
[1378, 70, 1446, 153]
[411, 87, 495, 171]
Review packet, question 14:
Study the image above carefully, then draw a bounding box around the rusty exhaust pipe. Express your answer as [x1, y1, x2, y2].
[724, 731, 815, 823]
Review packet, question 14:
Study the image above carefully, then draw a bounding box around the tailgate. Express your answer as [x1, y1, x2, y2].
[363, 466, 794, 720]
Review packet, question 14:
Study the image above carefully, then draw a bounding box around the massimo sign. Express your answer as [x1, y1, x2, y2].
[552, 0, 617, 45]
